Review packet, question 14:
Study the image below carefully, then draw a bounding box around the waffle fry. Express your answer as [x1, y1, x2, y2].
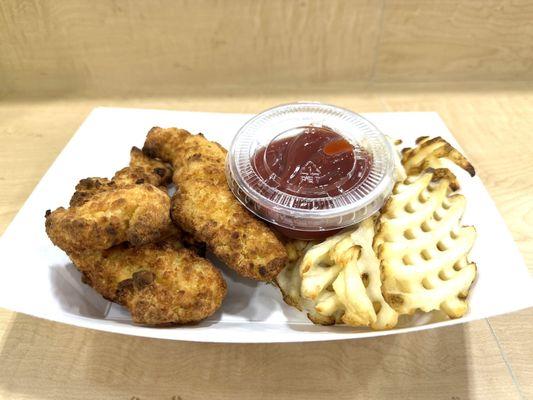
[276, 136, 477, 329]
[401, 136, 475, 189]
[276, 242, 308, 310]
[276, 240, 343, 325]
[340, 218, 399, 329]
[299, 232, 352, 300]
[374, 170, 477, 318]
[277, 218, 399, 329]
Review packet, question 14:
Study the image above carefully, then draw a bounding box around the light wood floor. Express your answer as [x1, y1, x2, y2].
[0, 82, 531, 399]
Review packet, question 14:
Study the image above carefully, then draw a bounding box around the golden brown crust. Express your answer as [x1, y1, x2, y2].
[69, 147, 173, 207]
[46, 184, 173, 253]
[143, 127, 288, 281]
[114, 146, 173, 188]
[69, 177, 116, 207]
[131, 146, 173, 180]
[69, 239, 227, 325]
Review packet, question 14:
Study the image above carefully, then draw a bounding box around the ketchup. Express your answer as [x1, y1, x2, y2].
[251, 126, 373, 240]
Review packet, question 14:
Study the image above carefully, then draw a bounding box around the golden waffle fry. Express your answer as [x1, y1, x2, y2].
[276, 249, 305, 310]
[331, 245, 374, 326]
[277, 218, 399, 329]
[401, 136, 475, 189]
[277, 136, 477, 329]
[374, 170, 477, 318]
[276, 242, 343, 325]
[299, 232, 352, 301]
[339, 218, 399, 329]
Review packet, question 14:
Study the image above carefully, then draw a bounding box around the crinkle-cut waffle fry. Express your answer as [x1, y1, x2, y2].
[340, 217, 399, 329]
[278, 136, 477, 328]
[275, 256, 303, 310]
[374, 170, 477, 318]
[277, 237, 347, 325]
[276, 243, 343, 325]
[277, 218, 400, 329]
[332, 245, 376, 326]
[308, 291, 344, 325]
[299, 232, 352, 300]
[401, 136, 475, 190]
[276, 240, 314, 310]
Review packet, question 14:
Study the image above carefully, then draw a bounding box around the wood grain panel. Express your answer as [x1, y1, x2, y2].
[489, 309, 533, 399]
[374, 0, 533, 81]
[0, 310, 522, 400]
[0, 0, 382, 97]
[2, 0, 533, 98]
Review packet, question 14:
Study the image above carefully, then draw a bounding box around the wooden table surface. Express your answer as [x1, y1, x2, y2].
[0, 83, 531, 400]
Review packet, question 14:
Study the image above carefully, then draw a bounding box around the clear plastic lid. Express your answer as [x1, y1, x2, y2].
[226, 102, 396, 233]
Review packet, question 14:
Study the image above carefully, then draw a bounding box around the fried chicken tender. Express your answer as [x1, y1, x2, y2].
[46, 184, 173, 253]
[68, 237, 227, 325]
[69, 147, 172, 207]
[69, 177, 114, 208]
[114, 146, 173, 188]
[143, 127, 288, 281]
[46, 145, 227, 325]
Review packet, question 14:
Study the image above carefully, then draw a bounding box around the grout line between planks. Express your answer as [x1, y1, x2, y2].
[486, 318, 525, 400]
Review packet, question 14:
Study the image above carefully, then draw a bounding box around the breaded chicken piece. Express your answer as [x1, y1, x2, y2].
[132, 146, 173, 180]
[69, 177, 114, 207]
[114, 146, 173, 187]
[69, 147, 172, 207]
[143, 127, 288, 281]
[46, 184, 173, 253]
[69, 238, 227, 325]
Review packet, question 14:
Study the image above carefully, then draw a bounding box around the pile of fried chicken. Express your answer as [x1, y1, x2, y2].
[45, 128, 288, 325]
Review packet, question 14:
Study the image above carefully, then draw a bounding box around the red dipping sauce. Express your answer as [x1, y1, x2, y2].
[251, 126, 372, 239]
[253, 126, 371, 199]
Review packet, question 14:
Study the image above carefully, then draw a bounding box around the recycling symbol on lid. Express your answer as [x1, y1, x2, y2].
[299, 161, 321, 184]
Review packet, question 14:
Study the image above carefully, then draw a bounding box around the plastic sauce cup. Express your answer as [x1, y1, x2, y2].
[226, 102, 396, 240]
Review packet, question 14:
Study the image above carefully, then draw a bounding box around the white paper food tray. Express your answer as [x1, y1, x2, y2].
[0, 107, 530, 343]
